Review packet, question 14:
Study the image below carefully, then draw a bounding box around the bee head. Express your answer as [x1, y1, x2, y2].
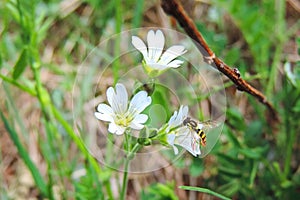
[183, 117, 190, 126]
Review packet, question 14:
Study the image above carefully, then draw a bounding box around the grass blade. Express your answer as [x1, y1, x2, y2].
[0, 112, 49, 197]
[179, 186, 231, 200]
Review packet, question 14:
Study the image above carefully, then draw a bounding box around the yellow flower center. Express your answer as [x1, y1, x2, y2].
[115, 113, 134, 127]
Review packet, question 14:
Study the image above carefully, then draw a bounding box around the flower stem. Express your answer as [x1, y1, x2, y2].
[120, 158, 130, 200]
[120, 140, 141, 200]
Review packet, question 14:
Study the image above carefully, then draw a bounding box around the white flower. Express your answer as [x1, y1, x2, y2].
[132, 29, 187, 77]
[166, 106, 201, 157]
[167, 105, 188, 132]
[95, 83, 152, 135]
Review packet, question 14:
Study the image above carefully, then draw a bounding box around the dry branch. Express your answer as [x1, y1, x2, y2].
[161, 0, 278, 120]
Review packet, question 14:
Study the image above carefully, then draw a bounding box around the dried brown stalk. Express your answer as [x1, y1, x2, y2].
[161, 0, 278, 120]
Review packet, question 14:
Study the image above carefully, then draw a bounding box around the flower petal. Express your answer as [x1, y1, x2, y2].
[148, 63, 168, 71]
[177, 105, 188, 120]
[96, 103, 113, 114]
[115, 83, 128, 111]
[108, 122, 126, 135]
[132, 36, 150, 63]
[133, 114, 148, 124]
[108, 83, 128, 114]
[167, 110, 178, 130]
[106, 86, 115, 107]
[167, 105, 188, 131]
[94, 104, 114, 122]
[167, 134, 179, 155]
[129, 122, 144, 130]
[128, 91, 152, 115]
[129, 114, 148, 130]
[167, 133, 176, 145]
[147, 30, 164, 62]
[165, 59, 184, 68]
[158, 45, 186, 65]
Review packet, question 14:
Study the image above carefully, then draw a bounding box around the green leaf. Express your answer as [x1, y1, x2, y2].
[179, 186, 231, 200]
[13, 48, 28, 79]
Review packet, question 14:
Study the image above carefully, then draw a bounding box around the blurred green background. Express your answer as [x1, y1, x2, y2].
[0, 0, 299, 199]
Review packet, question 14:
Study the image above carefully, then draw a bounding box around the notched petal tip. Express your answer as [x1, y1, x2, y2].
[147, 29, 165, 62]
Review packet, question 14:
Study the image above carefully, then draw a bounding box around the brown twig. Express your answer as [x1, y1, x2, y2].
[161, 0, 278, 121]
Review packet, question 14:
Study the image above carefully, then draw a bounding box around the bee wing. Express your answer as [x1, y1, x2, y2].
[199, 120, 221, 131]
[175, 127, 201, 156]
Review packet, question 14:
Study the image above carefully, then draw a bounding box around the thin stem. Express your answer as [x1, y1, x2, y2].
[283, 81, 296, 177]
[284, 126, 295, 177]
[120, 132, 131, 200]
[151, 124, 168, 140]
[120, 137, 141, 200]
[0, 74, 36, 96]
[51, 105, 101, 171]
[120, 158, 130, 200]
[129, 143, 142, 157]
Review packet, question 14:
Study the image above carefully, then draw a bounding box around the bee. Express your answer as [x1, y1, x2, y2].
[183, 117, 218, 147]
